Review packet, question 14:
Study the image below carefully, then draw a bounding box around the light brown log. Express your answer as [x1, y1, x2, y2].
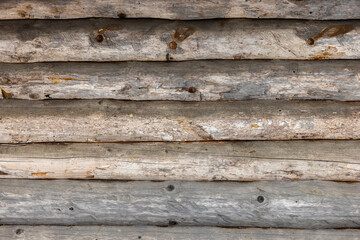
[0, 180, 359, 228]
[0, 19, 359, 62]
[1, 60, 360, 101]
[2, 226, 360, 240]
[0, 0, 359, 20]
[1, 100, 360, 143]
[0, 141, 359, 181]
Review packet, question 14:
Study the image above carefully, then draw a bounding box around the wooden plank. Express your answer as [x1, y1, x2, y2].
[0, 141, 359, 181]
[1, 60, 360, 101]
[1, 100, 360, 143]
[0, 19, 359, 62]
[0, 180, 359, 228]
[0, 0, 359, 20]
[2, 226, 360, 240]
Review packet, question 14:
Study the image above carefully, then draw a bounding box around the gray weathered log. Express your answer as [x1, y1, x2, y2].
[1, 60, 360, 101]
[2, 226, 360, 240]
[0, 180, 359, 228]
[0, 19, 359, 63]
[1, 100, 360, 143]
[0, 0, 359, 20]
[0, 141, 359, 181]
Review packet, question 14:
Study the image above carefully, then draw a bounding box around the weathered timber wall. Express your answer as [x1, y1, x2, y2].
[2, 226, 360, 240]
[0, 141, 359, 181]
[0, 19, 359, 62]
[0, 0, 359, 20]
[0, 180, 359, 228]
[1, 100, 360, 143]
[0, 60, 360, 101]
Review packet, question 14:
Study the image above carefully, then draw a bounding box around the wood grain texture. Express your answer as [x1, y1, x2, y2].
[2, 226, 360, 240]
[0, 180, 359, 228]
[1, 100, 360, 143]
[1, 60, 360, 101]
[0, 19, 359, 62]
[0, 0, 359, 20]
[0, 141, 359, 181]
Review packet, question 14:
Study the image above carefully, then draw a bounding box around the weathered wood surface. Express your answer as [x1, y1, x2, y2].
[1, 60, 360, 101]
[0, 180, 359, 228]
[0, 141, 359, 181]
[0, 19, 359, 63]
[2, 226, 360, 240]
[0, 0, 359, 20]
[1, 100, 360, 143]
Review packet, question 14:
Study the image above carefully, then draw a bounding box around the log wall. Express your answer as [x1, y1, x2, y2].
[0, 1, 359, 239]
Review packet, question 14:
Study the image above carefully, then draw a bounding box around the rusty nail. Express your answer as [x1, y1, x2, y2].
[169, 41, 177, 49]
[307, 38, 315, 45]
[118, 12, 127, 18]
[257, 195, 265, 203]
[166, 185, 175, 191]
[188, 87, 197, 93]
[96, 34, 104, 42]
[168, 220, 178, 226]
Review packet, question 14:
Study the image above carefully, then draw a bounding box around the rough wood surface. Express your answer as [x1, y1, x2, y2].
[0, 19, 359, 63]
[2, 226, 360, 240]
[1, 100, 360, 143]
[0, 0, 359, 20]
[1, 60, 360, 101]
[0, 180, 359, 228]
[0, 141, 359, 181]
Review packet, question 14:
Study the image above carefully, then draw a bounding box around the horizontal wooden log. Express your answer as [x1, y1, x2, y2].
[2, 226, 360, 240]
[1, 60, 360, 101]
[1, 100, 360, 143]
[0, 19, 359, 62]
[1, 0, 360, 20]
[0, 141, 359, 181]
[0, 180, 359, 228]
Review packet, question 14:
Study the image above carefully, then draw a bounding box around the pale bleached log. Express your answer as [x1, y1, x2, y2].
[1, 60, 360, 101]
[0, 19, 359, 62]
[0, 141, 359, 181]
[0, 180, 359, 228]
[0, 0, 359, 20]
[1, 100, 360, 143]
[2, 226, 360, 240]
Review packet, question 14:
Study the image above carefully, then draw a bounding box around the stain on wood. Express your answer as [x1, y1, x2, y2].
[173, 27, 195, 42]
[1, 88, 12, 99]
[308, 25, 354, 45]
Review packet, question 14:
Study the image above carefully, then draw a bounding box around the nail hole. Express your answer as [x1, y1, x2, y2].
[166, 53, 174, 61]
[138, 236, 142, 239]
[96, 34, 104, 42]
[279, 109, 282, 112]
[166, 184, 175, 191]
[257, 196, 265, 203]
[168, 220, 178, 226]
[307, 38, 314, 45]
[188, 87, 197, 93]
[15, 229, 24, 235]
[118, 13, 127, 18]
[69, 207, 74, 211]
